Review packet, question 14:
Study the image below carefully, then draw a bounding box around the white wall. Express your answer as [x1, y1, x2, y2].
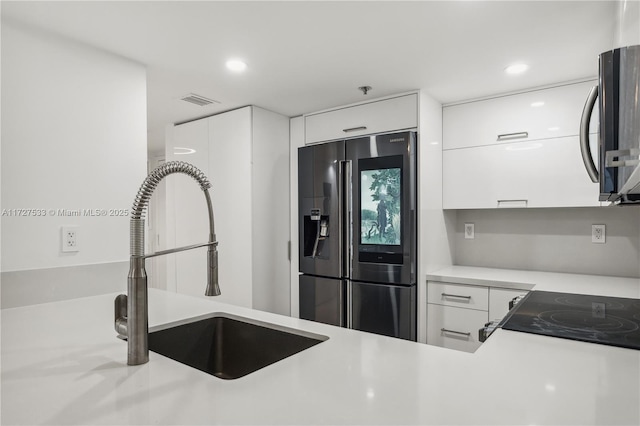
[1, 23, 147, 306]
[614, 0, 640, 47]
[454, 207, 640, 278]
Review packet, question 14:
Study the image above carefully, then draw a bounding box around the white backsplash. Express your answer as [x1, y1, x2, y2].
[454, 206, 640, 278]
[1, 261, 128, 309]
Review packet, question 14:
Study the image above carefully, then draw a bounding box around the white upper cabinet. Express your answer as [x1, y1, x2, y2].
[443, 135, 601, 209]
[304, 93, 418, 144]
[442, 81, 601, 209]
[443, 80, 598, 150]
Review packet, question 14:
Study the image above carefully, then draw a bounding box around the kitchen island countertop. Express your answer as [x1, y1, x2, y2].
[2, 279, 640, 425]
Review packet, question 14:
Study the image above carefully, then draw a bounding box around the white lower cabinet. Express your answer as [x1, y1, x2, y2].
[427, 304, 488, 353]
[426, 281, 529, 352]
[427, 281, 489, 311]
[489, 287, 529, 320]
[426, 281, 489, 353]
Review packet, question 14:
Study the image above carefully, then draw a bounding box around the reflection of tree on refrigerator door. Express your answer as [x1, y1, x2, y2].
[362, 168, 401, 245]
[377, 199, 387, 237]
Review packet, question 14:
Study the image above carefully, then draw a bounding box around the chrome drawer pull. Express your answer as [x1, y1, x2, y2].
[441, 328, 471, 337]
[497, 131, 528, 141]
[441, 293, 472, 300]
[497, 199, 527, 208]
[343, 126, 367, 133]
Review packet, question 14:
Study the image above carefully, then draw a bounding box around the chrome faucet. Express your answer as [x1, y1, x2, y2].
[114, 161, 220, 365]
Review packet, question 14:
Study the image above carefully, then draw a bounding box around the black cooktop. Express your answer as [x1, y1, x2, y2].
[500, 290, 640, 350]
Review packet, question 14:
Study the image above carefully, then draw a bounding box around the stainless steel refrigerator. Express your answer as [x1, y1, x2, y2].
[298, 131, 417, 341]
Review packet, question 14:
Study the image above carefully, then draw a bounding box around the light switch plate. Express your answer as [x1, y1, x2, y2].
[464, 223, 475, 240]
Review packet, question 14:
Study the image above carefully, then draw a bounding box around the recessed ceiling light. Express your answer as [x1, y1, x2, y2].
[505, 63, 528, 75]
[548, 126, 560, 131]
[530, 101, 545, 107]
[226, 59, 247, 72]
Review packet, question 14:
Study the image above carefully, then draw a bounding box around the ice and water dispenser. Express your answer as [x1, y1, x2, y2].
[302, 208, 329, 258]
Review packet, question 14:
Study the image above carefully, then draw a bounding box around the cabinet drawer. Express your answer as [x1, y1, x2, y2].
[443, 80, 598, 150]
[489, 288, 529, 320]
[442, 135, 601, 209]
[426, 304, 488, 353]
[304, 94, 418, 144]
[427, 282, 488, 311]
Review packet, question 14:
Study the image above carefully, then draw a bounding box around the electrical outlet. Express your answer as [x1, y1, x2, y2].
[62, 226, 79, 252]
[592, 302, 606, 319]
[464, 223, 475, 240]
[592, 224, 605, 244]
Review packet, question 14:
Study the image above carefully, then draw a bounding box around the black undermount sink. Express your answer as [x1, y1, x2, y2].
[148, 313, 328, 380]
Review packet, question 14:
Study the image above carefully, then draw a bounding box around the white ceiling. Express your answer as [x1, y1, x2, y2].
[1, 1, 617, 153]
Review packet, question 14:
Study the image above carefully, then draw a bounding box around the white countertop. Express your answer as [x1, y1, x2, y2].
[426, 265, 640, 297]
[2, 280, 640, 425]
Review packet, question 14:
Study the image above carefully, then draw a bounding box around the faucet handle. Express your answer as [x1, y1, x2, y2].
[114, 294, 128, 337]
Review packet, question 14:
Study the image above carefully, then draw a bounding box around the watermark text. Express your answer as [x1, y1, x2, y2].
[1, 208, 129, 217]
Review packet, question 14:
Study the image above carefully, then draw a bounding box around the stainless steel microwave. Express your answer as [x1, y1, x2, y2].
[580, 44, 640, 204]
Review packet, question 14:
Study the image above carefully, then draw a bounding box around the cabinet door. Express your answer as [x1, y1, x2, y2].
[426, 304, 488, 353]
[170, 109, 253, 308]
[488, 288, 529, 320]
[443, 135, 601, 209]
[443, 81, 599, 150]
[169, 119, 211, 295]
[206, 108, 253, 307]
[304, 94, 418, 144]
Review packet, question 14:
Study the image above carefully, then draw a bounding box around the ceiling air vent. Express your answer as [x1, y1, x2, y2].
[180, 93, 220, 107]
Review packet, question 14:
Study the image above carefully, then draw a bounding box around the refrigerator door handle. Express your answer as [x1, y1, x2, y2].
[340, 159, 353, 329]
[346, 280, 352, 329]
[340, 160, 353, 278]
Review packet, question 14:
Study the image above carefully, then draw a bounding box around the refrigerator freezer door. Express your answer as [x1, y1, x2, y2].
[298, 141, 346, 278]
[351, 281, 416, 341]
[299, 275, 345, 327]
